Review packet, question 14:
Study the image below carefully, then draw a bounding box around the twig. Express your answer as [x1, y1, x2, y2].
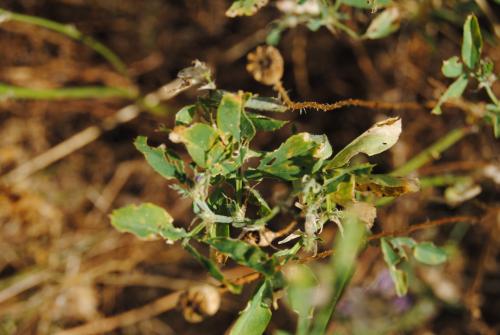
[273, 81, 433, 112]
[54, 291, 182, 335]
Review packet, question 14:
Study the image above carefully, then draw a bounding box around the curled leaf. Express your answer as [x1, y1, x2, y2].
[326, 117, 402, 168]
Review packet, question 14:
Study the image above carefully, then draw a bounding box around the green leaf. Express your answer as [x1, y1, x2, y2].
[325, 117, 401, 169]
[134, 136, 184, 180]
[171, 123, 218, 167]
[258, 133, 332, 180]
[226, 0, 269, 17]
[441, 56, 464, 78]
[241, 111, 257, 140]
[217, 93, 242, 142]
[380, 238, 401, 266]
[485, 104, 500, 138]
[175, 105, 196, 125]
[110, 203, 186, 242]
[341, 0, 391, 9]
[247, 112, 288, 132]
[364, 7, 400, 39]
[462, 14, 483, 69]
[431, 75, 469, 115]
[310, 212, 366, 334]
[413, 242, 448, 265]
[286, 264, 317, 322]
[388, 266, 408, 296]
[206, 238, 277, 276]
[229, 280, 273, 335]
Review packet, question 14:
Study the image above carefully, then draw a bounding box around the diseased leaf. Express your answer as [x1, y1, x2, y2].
[388, 266, 408, 296]
[431, 75, 469, 115]
[357, 174, 420, 197]
[413, 242, 448, 265]
[229, 280, 273, 335]
[170, 123, 218, 167]
[217, 93, 242, 142]
[462, 14, 483, 69]
[441, 56, 463, 78]
[258, 133, 332, 180]
[226, 0, 269, 17]
[325, 117, 402, 169]
[364, 7, 400, 39]
[175, 104, 196, 125]
[245, 96, 287, 113]
[206, 238, 277, 276]
[110, 203, 186, 242]
[134, 136, 184, 180]
[184, 243, 241, 293]
[247, 112, 288, 132]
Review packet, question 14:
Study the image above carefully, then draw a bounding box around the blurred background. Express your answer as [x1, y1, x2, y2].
[0, 1, 499, 334]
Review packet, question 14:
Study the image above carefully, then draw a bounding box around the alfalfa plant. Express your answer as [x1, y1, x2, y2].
[432, 14, 499, 138]
[109, 46, 450, 334]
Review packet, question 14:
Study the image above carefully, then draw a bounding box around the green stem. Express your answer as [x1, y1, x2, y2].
[0, 8, 128, 76]
[0, 83, 137, 100]
[296, 313, 312, 335]
[390, 127, 471, 177]
[485, 85, 499, 106]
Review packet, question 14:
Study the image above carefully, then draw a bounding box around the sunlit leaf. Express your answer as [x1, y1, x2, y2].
[170, 123, 218, 167]
[134, 136, 184, 180]
[341, 0, 391, 9]
[441, 56, 463, 78]
[184, 243, 241, 293]
[462, 14, 482, 69]
[226, 0, 269, 17]
[175, 104, 196, 125]
[229, 280, 273, 335]
[388, 266, 408, 296]
[217, 93, 242, 142]
[431, 75, 468, 115]
[247, 112, 288, 132]
[413, 242, 448, 265]
[325, 117, 402, 169]
[110, 203, 186, 242]
[364, 7, 400, 39]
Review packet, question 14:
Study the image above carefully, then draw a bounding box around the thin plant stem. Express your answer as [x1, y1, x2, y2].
[0, 8, 128, 76]
[0, 84, 137, 100]
[390, 127, 473, 177]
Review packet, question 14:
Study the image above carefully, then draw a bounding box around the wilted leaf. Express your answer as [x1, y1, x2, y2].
[364, 7, 400, 39]
[358, 174, 420, 197]
[431, 75, 468, 115]
[462, 14, 482, 69]
[444, 178, 481, 206]
[110, 203, 186, 242]
[134, 136, 184, 180]
[345, 201, 377, 229]
[226, 0, 269, 17]
[441, 56, 463, 78]
[325, 117, 402, 169]
[413, 242, 448, 265]
[206, 238, 277, 276]
[229, 280, 272, 335]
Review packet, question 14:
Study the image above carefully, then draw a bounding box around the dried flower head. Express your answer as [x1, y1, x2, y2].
[179, 285, 221, 323]
[247, 46, 284, 86]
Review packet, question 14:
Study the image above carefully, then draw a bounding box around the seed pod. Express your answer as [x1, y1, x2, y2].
[178, 285, 221, 323]
[247, 46, 284, 86]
